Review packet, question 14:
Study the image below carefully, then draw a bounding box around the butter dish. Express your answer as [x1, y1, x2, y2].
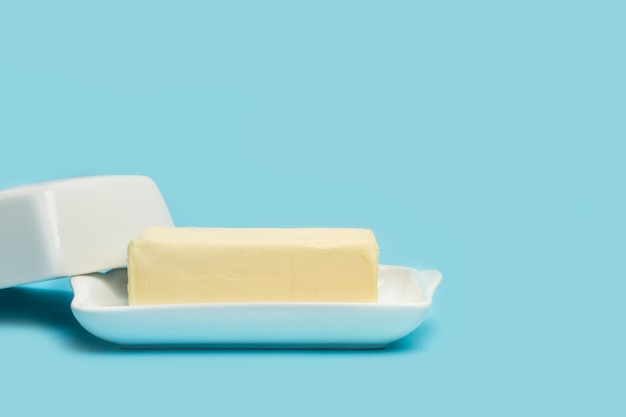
[0, 176, 174, 289]
[70, 265, 442, 349]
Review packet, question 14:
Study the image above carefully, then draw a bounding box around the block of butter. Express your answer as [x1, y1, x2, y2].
[127, 227, 379, 305]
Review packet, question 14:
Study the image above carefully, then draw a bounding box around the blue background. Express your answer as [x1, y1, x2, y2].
[1, 1, 624, 415]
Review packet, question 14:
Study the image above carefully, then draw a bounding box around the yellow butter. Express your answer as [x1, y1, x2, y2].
[127, 227, 379, 305]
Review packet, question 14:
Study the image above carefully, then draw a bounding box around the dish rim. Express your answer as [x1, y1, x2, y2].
[70, 265, 442, 312]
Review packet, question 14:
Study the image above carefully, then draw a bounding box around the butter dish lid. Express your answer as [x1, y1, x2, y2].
[0, 175, 174, 289]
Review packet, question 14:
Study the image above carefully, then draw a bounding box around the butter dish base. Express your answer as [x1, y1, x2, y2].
[70, 265, 442, 349]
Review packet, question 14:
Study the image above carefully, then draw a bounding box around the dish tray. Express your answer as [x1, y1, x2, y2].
[70, 265, 441, 349]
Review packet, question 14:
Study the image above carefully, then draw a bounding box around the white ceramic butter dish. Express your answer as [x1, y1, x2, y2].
[0, 176, 174, 289]
[70, 265, 442, 349]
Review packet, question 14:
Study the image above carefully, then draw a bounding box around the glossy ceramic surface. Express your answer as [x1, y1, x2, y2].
[0, 176, 174, 288]
[70, 265, 442, 349]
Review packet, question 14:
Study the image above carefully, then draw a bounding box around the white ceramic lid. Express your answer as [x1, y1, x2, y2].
[0, 175, 174, 289]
